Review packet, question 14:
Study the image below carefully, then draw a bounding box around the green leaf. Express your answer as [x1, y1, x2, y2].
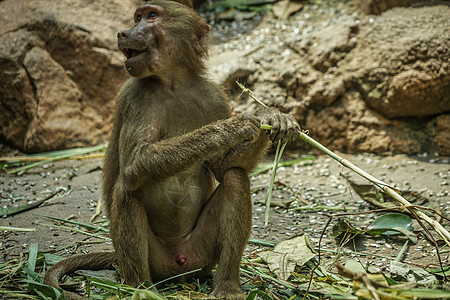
[246, 291, 258, 300]
[367, 227, 418, 243]
[22, 279, 66, 300]
[22, 266, 41, 283]
[367, 213, 413, 235]
[366, 213, 417, 242]
[426, 265, 450, 277]
[383, 273, 398, 285]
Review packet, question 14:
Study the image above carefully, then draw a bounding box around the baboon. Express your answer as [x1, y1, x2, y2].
[44, 0, 299, 299]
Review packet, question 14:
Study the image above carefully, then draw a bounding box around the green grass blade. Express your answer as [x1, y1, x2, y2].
[250, 155, 315, 176]
[27, 243, 39, 274]
[0, 226, 35, 232]
[248, 238, 275, 247]
[0, 199, 46, 217]
[264, 140, 287, 227]
[6, 144, 106, 175]
[41, 215, 108, 232]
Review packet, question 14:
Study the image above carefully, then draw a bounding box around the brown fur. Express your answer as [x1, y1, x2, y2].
[44, 1, 299, 299]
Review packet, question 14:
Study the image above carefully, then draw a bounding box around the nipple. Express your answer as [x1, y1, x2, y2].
[175, 252, 187, 265]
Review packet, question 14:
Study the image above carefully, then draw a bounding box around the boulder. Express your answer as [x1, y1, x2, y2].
[1, 0, 449, 156]
[210, 4, 449, 155]
[0, 0, 139, 153]
[348, 6, 450, 118]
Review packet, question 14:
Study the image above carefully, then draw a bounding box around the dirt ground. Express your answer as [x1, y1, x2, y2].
[1, 151, 449, 275]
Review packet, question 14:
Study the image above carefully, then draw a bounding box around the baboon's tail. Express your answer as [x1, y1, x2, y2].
[44, 252, 117, 299]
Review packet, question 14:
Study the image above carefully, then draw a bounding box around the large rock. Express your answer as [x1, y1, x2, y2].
[1, 1, 449, 156]
[347, 6, 450, 118]
[210, 4, 449, 155]
[0, 0, 139, 153]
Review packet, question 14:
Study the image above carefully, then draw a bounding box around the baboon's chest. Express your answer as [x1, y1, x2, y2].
[141, 166, 215, 235]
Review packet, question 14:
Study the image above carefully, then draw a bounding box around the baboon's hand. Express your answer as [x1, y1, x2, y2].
[256, 107, 300, 143]
[230, 114, 261, 143]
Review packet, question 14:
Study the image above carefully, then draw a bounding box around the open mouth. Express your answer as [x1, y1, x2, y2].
[121, 48, 145, 59]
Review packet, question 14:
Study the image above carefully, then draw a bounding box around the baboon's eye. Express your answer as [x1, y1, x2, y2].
[148, 11, 158, 19]
[134, 14, 142, 25]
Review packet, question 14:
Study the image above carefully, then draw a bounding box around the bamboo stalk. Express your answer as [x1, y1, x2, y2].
[299, 132, 389, 188]
[238, 81, 450, 246]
